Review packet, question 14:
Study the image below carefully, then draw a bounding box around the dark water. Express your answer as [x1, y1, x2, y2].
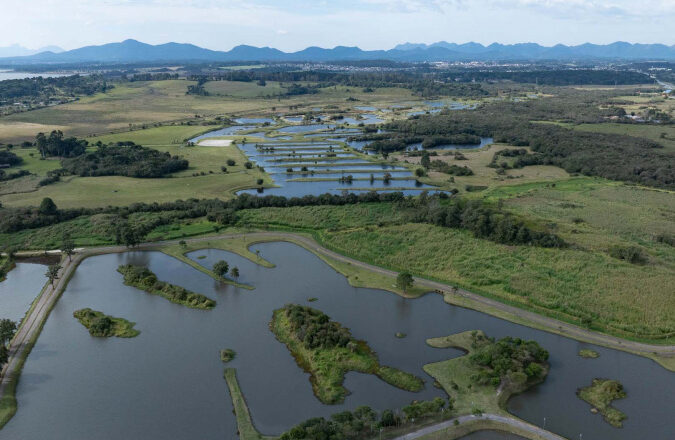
[3, 242, 675, 440]
[0, 262, 48, 324]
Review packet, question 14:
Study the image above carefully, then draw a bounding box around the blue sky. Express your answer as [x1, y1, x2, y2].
[3, 0, 674, 51]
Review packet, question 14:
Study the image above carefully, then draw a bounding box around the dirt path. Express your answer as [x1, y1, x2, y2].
[392, 413, 566, 440]
[1, 232, 673, 402]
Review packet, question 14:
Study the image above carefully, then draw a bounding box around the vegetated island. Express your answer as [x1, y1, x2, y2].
[221, 349, 236, 363]
[423, 330, 549, 415]
[73, 308, 140, 338]
[270, 304, 424, 404]
[577, 378, 627, 428]
[117, 264, 216, 309]
[578, 349, 600, 359]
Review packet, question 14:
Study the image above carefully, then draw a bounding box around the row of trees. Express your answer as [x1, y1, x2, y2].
[280, 398, 450, 439]
[35, 131, 88, 158]
[1, 190, 564, 250]
[403, 194, 565, 248]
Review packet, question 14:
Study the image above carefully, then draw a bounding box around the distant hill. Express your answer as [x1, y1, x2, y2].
[1, 39, 674, 64]
[0, 44, 64, 58]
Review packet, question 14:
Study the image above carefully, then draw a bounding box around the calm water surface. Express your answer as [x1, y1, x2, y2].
[2, 242, 674, 440]
[0, 262, 48, 323]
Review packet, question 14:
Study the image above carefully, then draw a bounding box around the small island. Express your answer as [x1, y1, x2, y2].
[221, 349, 236, 363]
[424, 330, 549, 415]
[270, 304, 423, 404]
[578, 349, 600, 359]
[118, 264, 216, 309]
[73, 308, 140, 338]
[577, 378, 627, 428]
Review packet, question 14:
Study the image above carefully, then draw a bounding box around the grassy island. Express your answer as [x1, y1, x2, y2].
[73, 308, 140, 338]
[577, 378, 627, 428]
[270, 304, 424, 404]
[117, 264, 216, 309]
[424, 330, 549, 415]
[578, 349, 600, 359]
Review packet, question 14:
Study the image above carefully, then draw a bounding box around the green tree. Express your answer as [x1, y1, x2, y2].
[39, 197, 58, 215]
[0, 319, 17, 345]
[46, 264, 61, 286]
[213, 260, 229, 278]
[230, 267, 239, 279]
[62, 233, 75, 261]
[0, 345, 8, 369]
[421, 151, 431, 169]
[396, 271, 414, 293]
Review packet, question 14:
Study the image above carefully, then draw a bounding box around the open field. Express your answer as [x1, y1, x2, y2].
[557, 122, 675, 152]
[0, 142, 270, 208]
[90, 124, 214, 146]
[399, 144, 571, 192]
[0, 80, 419, 143]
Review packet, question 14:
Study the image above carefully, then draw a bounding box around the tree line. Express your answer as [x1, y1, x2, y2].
[280, 398, 450, 440]
[0, 191, 564, 249]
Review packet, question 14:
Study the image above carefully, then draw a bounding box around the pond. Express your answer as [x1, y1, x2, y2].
[236, 142, 438, 197]
[3, 242, 674, 440]
[234, 118, 276, 125]
[0, 260, 51, 324]
[190, 125, 256, 142]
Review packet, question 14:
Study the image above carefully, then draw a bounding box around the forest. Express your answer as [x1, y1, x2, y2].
[381, 98, 674, 188]
[0, 74, 111, 101]
[60, 143, 189, 178]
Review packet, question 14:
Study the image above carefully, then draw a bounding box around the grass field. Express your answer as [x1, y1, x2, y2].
[424, 331, 505, 415]
[558, 122, 675, 152]
[0, 142, 271, 208]
[238, 196, 675, 343]
[0, 80, 419, 143]
[400, 144, 571, 192]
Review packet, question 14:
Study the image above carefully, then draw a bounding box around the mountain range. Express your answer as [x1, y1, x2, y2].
[1, 39, 674, 64]
[0, 44, 63, 58]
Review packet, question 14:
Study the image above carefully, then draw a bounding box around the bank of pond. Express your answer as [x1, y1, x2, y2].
[1, 242, 673, 440]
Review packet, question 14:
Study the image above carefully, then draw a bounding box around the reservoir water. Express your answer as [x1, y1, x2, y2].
[2, 242, 674, 439]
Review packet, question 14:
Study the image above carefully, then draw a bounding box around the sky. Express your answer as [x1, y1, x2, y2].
[2, 0, 674, 52]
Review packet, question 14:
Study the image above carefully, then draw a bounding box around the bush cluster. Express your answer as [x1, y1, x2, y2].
[284, 304, 352, 350]
[61, 142, 188, 178]
[468, 334, 549, 387]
